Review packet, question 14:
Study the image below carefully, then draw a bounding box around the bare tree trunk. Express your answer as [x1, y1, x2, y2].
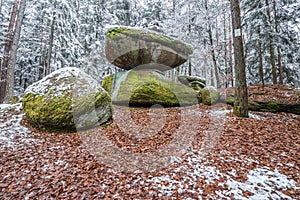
[230, 0, 248, 117]
[0, 0, 19, 103]
[0, 0, 3, 15]
[204, 0, 219, 88]
[229, 37, 234, 87]
[258, 29, 264, 90]
[224, 14, 228, 88]
[273, 0, 283, 85]
[123, 0, 131, 26]
[277, 48, 283, 84]
[46, 15, 55, 76]
[257, 2, 264, 90]
[229, 14, 234, 87]
[173, 0, 176, 19]
[38, 37, 46, 80]
[188, 56, 192, 76]
[3, 0, 26, 103]
[208, 27, 220, 88]
[265, 0, 277, 84]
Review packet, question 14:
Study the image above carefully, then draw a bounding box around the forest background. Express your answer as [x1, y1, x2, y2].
[0, 0, 299, 99]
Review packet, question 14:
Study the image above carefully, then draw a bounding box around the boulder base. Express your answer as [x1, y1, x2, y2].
[102, 70, 198, 107]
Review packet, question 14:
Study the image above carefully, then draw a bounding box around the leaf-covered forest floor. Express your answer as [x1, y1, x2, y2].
[0, 86, 299, 199]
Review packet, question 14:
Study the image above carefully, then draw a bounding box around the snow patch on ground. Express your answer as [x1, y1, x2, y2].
[248, 112, 264, 120]
[219, 168, 296, 200]
[0, 103, 34, 150]
[145, 153, 299, 199]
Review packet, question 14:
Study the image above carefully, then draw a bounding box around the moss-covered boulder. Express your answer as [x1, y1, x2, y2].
[105, 27, 193, 71]
[22, 67, 113, 132]
[200, 86, 220, 105]
[102, 70, 198, 107]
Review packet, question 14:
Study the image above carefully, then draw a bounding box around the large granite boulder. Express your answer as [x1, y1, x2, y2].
[102, 70, 198, 107]
[22, 67, 113, 132]
[105, 27, 193, 71]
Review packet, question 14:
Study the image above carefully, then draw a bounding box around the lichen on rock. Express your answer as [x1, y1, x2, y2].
[22, 67, 113, 132]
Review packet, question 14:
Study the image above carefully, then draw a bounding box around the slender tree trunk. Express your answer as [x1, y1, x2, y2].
[273, 0, 283, 85]
[123, 0, 130, 26]
[265, 0, 277, 84]
[230, 0, 248, 117]
[188, 56, 192, 76]
[204, 0, 219, 88]
[0, 0, 3, 16]
[3, 0, 26, 103]
[224, 14, 228, 88]
[257, 2, 264, 90]
[46, 15, 55, 76]
[277, 48, 283, 84]
[208, 27, 220, 88]
[38, 37, 46, 80]
[0, 0, 19, 103]
[229, 23, 234, 87]
[258, 29, 264, 90]
[173, 0, 176, 19]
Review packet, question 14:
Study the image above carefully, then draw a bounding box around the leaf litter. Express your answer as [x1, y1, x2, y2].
[0, 101, 299, 199]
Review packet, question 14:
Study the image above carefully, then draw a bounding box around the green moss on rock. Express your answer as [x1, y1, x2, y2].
[108, 70, 198, 107]
[22, 67, 113, 132]
[11, 96, 20, 104]
[105, 27, 193, 71]
[102, 74, 114, 93]
[200, 87, 220, 105]
[23, 93, 75, 132]
[106, 27, 193, 54]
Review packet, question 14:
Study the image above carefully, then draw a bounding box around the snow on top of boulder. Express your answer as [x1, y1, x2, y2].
[0, 103, 34, 151]
[24, 67, 100, 97]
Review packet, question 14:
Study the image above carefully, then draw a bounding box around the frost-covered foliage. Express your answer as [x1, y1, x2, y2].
[242, 0, 300, 86]
[0, 0, 299, 96]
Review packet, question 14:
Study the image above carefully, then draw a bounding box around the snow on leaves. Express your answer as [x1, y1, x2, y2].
[0, 102, 299, 199]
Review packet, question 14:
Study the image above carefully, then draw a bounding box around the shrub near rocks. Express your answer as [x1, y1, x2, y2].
[22, 67, 113, 132]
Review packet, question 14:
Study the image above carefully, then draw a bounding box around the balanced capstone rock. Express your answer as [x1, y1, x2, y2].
[105, 27, 193, 71]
